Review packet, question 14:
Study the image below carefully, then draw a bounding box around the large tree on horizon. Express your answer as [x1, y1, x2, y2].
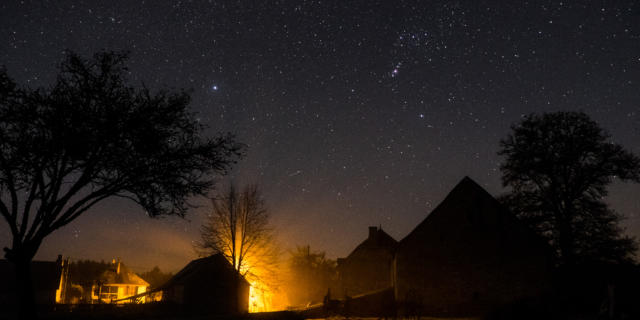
[499, 111, 639, 267]
[0, 51, 243, 318]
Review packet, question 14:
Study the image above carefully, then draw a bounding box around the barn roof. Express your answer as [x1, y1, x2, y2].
[98, 262, 149, 286]
[398, 176, 546, 251]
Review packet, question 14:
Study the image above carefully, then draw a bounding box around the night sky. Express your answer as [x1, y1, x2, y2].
[1, 0, 640, 272]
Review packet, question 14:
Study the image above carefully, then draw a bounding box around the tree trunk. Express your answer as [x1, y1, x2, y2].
[14, 257, 38, 320]
[558, 220, 575, 267]
[557, 205, 575, 268]
[5, 243, 40, 320]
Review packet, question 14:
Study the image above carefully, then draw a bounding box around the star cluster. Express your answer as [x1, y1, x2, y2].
[1, 0, 640, 271]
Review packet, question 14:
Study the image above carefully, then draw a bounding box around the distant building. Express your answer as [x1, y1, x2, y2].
[393, 177, 553, 316]
[0, 255, 65, 305]
[91, 259, 149, 304]
[157, 253, 250, 314]
[337, 226, 397, 297]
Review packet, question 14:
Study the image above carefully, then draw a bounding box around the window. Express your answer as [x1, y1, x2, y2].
[100, 286, 118, 301]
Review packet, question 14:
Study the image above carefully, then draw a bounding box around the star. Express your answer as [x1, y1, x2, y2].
[391, 62, 402, 78]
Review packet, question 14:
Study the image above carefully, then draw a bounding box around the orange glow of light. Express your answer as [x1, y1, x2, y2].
[249, 283, 271, 312]
[243, 261, 275, 312]
[225, 238, 277, 312]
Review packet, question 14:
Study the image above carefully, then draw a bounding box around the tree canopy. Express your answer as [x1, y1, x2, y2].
[139, 266, 174, 289]
[285, 245, 337, 306]
[499, 111, 639, 266]
[0, 51, 243, 317]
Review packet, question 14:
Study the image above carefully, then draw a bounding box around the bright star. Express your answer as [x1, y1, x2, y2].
[211, 85, 219, 91]
[391, 62, 402, 78]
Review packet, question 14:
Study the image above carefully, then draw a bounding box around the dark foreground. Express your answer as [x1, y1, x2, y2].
[0, 304, 620, 320]
[0, 304, 303, 320]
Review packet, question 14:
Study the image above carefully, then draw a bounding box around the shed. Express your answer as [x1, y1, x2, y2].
[159, 254, 250, 314]
[0, 257, 63, 305]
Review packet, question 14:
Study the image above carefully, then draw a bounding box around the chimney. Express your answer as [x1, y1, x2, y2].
[117, 261, 121, 274]
[368, 226, 377, 240]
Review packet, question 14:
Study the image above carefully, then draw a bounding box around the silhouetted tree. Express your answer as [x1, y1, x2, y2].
[68, 259, 112, 288]
[0, 51, 243, 318]
[197, 183, 279, 308]
[139, 266, 173, 289]
[499, 111, 639, 266]
[66, 259, 112, 303]
[286, 245, 337, 306]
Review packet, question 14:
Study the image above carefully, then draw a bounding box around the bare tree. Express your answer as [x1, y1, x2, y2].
[197, 184, 279, 308]
[0, 51, 243, 318]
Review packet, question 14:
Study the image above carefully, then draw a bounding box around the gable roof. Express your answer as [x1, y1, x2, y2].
[398, 176, 547, 253]
[346, 227, 397, 259]
[157, 253, 248, 291]
[98, 262, 148, 286]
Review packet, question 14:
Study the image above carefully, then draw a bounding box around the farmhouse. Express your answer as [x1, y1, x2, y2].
[337, 226, 397, 297]
[91, 259, 149, 304]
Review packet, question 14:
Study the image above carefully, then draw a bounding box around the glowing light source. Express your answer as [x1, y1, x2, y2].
[246, 266, 274, 312]
[249, 284, 270, 312]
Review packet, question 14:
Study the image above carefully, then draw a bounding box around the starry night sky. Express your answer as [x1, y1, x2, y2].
[1, 0, 640, 272]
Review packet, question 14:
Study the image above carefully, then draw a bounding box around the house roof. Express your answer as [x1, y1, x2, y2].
[157, 253, 249, 291]
[342, 227, 397, 262]
[0, 259, 62, 292]
[98, 262, 149, 286]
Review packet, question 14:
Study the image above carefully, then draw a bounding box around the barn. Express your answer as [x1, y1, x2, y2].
[392, 177, 553, 316]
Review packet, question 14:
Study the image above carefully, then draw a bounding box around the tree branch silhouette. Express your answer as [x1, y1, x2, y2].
[0, 50, 244, 319]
